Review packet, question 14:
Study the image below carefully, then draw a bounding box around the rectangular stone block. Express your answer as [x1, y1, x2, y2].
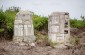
[48, 12, 70, 48]
[13, 11, 35, 43]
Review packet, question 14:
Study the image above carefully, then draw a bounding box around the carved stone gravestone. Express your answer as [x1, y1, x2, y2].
[13, 11, 35, 44]
[48, 12, 70, 48]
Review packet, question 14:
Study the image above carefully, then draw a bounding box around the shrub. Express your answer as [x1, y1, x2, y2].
[70, 19, 85, 28]
[5, 11, 17, 33]
[0, 10, 17, 39]
[33, 14, 48, 30]
[0, 11, 6, 26]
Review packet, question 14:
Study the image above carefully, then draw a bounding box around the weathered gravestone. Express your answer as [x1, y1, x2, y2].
[13, 11, 35, 44]
[48, 12, 70, 48]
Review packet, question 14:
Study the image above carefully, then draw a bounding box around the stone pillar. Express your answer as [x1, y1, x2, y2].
[13, 11, 35, 44]
[48, 12, 70, 48]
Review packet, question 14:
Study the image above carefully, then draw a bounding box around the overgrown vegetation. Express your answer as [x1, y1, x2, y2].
[33, 14, 48, 31]
[0, 6, 19, 40]
[70, 19, 85, 28]
[0, 6, 85, 40]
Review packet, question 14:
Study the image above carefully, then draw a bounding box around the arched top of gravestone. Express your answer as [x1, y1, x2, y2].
[15, 10, 33, 20]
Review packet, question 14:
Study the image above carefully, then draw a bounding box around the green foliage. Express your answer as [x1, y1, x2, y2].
[33, 14, 48, 30]
[0, 11, 6, 25]
[5, 11, 17, 32]
[0, 7, 17, 39]
[70, 19, 85, 28]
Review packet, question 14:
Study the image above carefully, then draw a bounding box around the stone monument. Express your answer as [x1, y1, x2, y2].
[48, 12, 70, 48]
[13, 11, 35, 44]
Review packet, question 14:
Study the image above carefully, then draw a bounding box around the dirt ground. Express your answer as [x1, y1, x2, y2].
[0, 41, 85, 55]
[0, 28, 85, 55]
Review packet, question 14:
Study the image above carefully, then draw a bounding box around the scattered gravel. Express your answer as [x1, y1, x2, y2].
[0, 41, 85, 55]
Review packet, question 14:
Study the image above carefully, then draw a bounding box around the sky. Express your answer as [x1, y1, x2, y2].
[0, 0, 85, 19]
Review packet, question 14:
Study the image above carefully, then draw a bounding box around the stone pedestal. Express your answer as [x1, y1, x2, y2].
[48, 12, 70, 48]
[13, 11, 35, 44]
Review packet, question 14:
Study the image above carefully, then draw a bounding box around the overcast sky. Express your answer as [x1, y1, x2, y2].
[0, 0, 85, 19]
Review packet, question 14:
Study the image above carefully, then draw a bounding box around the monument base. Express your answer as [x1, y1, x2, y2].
[13, 35, 36, 43]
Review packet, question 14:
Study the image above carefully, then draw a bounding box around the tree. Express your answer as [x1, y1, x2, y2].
[6, 6, 20, 12]
[0, 5, 3, 12]
[81, 15, 85, 20]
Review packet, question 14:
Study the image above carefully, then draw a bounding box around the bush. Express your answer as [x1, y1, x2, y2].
[70, 19, 85, 28]
[0, 11, 6, 26]
[0, 10, 17, 39]
[33, 14, 48, 30]
[5, 11, 17, 33]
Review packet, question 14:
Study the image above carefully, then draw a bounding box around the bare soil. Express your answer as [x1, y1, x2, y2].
[0, 28, 85, 55]
[0, 41, 85, 55]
